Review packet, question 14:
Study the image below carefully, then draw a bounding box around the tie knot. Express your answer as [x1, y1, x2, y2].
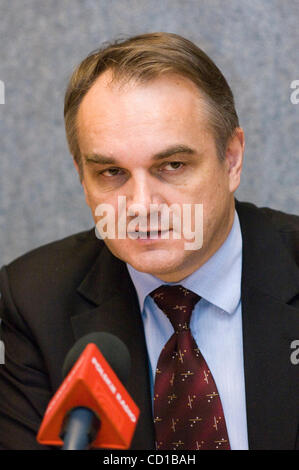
[150, 285, 200, 333]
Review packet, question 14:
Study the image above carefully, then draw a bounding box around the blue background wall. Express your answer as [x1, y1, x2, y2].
[0, 0, 298, 265]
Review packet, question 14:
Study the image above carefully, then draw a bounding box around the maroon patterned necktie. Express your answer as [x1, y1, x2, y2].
[150, 285, 230, 450]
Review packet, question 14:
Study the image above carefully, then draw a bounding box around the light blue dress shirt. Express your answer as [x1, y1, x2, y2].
[127, 211, 249, 450]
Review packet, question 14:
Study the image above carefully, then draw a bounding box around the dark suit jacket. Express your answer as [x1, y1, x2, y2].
[0, 201, 298, 450]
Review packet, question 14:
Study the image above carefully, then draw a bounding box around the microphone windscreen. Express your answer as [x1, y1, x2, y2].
[62, 332, 131, 385]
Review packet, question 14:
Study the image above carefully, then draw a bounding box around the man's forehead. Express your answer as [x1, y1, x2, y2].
[77, 71, 209, 138]
[79, 70, 206, 114]
[76, 71, 215, 166]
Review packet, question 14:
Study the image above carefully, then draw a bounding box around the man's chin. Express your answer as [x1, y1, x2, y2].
[124, 249, 189, 278]
[104, 239, 198, 278]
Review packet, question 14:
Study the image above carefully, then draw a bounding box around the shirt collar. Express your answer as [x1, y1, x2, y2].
[127, 210, 242, 315]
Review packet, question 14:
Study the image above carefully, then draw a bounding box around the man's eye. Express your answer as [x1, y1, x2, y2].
[162, 162, 185, 171]
[100, 168, 123, 177]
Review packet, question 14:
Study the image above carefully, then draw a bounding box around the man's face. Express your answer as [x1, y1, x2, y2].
[76, 71, 244, 282]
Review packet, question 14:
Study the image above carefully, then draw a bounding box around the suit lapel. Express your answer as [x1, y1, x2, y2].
[237, 201, 299, 449]
[70, 243, 155, 449]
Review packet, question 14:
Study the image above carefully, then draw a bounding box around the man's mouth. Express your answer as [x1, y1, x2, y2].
[127, 228, 173, 239]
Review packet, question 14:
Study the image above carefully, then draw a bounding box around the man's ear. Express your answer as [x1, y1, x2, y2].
[73, 157, 91, 207]
[225, 127, 245, 193]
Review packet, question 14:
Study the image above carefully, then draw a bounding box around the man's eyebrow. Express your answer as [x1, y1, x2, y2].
[152, 145, 197, 161]
[84, 145, 197, 165]
[84, 154, 116, 165]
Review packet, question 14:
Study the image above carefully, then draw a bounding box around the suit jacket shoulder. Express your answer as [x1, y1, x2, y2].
[236, 200, 299, 269]
[259, 205, 299, 267]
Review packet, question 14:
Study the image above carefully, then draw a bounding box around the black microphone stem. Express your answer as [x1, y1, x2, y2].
[61, 407, 101, 450]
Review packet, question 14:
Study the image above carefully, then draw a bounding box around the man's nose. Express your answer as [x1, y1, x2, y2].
[126, 172, 161, 212]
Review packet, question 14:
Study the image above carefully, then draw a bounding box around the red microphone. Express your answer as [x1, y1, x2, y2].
[37, 333, 139, 450]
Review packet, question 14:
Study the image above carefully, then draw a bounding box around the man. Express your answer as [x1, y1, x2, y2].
[0, 32, 298, 450]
